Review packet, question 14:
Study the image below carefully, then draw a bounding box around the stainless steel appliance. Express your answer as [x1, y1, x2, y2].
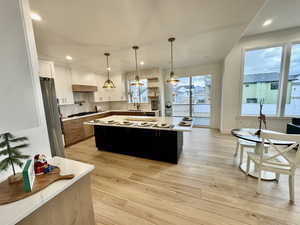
[40, 77, 64, 157]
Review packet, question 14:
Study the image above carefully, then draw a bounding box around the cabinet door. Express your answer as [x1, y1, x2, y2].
[63, 119, 85, 146]
[71, 69, 97, 86]
[93, 74, 109, 102]
[109, 73, 126, 101]
[54, 65, 74, 105]
[38, 60, 55, 78]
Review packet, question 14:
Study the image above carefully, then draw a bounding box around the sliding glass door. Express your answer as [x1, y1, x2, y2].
[172, 76, 191, 117]
[172, 75, 211, 126]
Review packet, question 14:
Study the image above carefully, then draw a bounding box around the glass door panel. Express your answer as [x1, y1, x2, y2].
[172, 77, 190, 117]
[191, 75, 211, 126]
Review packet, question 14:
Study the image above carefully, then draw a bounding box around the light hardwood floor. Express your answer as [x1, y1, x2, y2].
[65, 128, 300, 225]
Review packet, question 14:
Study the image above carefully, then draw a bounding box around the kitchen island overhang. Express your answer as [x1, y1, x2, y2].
[85, 116, 192, 164]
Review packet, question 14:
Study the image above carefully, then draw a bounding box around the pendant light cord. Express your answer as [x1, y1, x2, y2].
[134, 47, 139, 81]
[106, 54, 110, 80]
[171, 40, 173, 75]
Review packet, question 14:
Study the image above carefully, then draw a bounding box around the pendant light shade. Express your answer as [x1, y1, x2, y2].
[131, 46, 144, 87]
[103, 53, 116, 88]
[166, 37, 179, 85]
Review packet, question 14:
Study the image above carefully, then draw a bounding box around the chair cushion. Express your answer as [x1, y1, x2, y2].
[292, 118, 300, 125]
[287, 123, 300, 134]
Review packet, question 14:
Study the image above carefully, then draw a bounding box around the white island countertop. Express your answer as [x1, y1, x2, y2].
[85, 115, 192, 132]
[0, 157, 94, 225]
[62, 110, 159, 122]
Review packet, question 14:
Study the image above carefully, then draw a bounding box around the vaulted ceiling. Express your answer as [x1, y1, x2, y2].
[245, 0, 300, 36]
[29, 0, 265, 74]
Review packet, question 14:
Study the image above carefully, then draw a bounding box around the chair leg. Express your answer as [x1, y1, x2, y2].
[246, 156, 250, 175]
[234, 141, 239, 157]
[275, 173, 280, 183]
[289, 175, 295, 203]
[257, 169, 262, 194]
[264, 146, 268, 154]
[239, 146, 244, 166]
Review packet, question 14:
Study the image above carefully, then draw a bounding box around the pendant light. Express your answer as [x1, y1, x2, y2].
[103, 53, 116, 88]
[131, 46, 144, 87]
[166, 37, 179, 85]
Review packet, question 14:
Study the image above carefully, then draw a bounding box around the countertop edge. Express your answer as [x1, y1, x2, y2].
[85, 122, 192, 132]
[62, 110, 159, 122]
[2, 157, 95, 225]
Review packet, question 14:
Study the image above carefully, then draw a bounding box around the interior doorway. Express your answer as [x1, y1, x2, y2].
[172, 75, 211, 127]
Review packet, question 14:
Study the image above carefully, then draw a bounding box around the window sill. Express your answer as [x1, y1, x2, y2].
[238, 115, 294, 120]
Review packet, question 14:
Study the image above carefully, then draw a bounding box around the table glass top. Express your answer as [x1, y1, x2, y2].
[231, 128, 294, 145]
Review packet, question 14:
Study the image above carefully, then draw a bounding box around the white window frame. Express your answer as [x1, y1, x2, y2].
[127, 79, 148, 103]
[239, 42, 300, 117]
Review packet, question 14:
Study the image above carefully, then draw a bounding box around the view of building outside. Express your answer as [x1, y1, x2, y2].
[241, 45, 300, 116]
[172, 75, 211, 119]
[128, 79, 148, 103]
[241, 46, 283, 115]
[285, 43, 300, 116]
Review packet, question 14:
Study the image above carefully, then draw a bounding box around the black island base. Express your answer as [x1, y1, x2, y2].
[94, 125, 183, 164]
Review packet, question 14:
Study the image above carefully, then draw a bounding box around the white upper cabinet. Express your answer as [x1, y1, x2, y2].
[109, 73, 127, 101]
[54, 65, 74, 105]
[93, 74, 111, 102]
[71, 69, 97, 86]
[38, 60, 55, 78]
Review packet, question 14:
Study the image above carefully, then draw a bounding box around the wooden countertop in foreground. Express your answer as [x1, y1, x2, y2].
[85, 115, 193, 132]
[0, 157, 94, 225]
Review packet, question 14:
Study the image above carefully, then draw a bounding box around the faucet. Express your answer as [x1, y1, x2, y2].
[133, 102, 141, 111]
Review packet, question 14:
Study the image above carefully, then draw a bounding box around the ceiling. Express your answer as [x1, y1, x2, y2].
[245, 0, 300, 36]
[29, 0, 265, 74]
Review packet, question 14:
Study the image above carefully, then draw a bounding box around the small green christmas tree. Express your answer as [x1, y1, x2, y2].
[0, 133, 30, 176]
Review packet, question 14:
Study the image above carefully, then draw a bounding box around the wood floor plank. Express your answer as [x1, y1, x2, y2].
[65, 128, 300, 225]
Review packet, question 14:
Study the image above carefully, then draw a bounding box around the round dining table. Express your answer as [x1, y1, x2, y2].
[231, 128, 294, 181]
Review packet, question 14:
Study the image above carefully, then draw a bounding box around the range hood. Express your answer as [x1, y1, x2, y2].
[72, 84, 98, 92]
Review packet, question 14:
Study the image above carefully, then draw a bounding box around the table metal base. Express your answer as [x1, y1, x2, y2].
[240, 162, 277, 181]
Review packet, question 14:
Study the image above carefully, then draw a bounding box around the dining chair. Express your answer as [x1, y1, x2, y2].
[234, 137, 270, 166]
[234, 139, 256, 166]
[246, 131, 300, 202]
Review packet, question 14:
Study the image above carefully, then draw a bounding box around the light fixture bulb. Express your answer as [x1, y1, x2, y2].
[166, 74, 179, 85]
[131, 80, 144, 87]
[103, 79, 115, 88]
[65, 55, 73, 60]
[262, 19, 272, 27]
[107, 67, 111, 71]
[31, 13, 42, 21]
[140, 61, 144, 65]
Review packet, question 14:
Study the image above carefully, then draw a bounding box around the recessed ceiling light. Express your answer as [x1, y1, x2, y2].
[140, 61, 144, 65]
[65, 55, 73, 60]
[31, 13, 42, 21]
[262, 19, 272, 27]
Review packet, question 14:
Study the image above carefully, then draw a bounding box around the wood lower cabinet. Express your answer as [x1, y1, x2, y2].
[63, 112, 112, 146]
[63, 119, 85, 146]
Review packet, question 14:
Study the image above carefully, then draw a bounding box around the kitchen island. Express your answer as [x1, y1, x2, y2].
[85, 116, 192, 163]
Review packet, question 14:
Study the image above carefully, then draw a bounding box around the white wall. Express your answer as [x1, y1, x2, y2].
[55, 65, 111, 116]
[163, 63, 223, 129]
[0, 0, 51, 181]
[220, 27, 300, 133]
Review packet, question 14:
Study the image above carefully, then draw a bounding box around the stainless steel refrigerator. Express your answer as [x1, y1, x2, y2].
[40, 77, 65, 157]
